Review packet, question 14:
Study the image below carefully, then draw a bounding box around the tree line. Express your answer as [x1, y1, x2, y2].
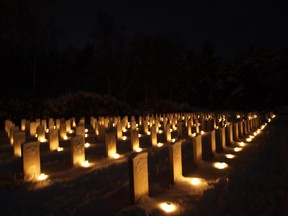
[1, 0, 288, 113]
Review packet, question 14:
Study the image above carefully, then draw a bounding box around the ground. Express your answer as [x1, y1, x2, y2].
[0, 115, 287, 216]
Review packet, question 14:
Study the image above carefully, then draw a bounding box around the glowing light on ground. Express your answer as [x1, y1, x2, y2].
[122, 136, 127, 141]
[37, 173, 48, 181]
[81, 160, 90, 167]
[246, 137, 252, 142]
[157, 143, 164, 147]
[57, 147, 64, 152]
[138, 134, 142, 138]
[225, 154, 235, 159]
[85, 129, 88, 133]
[215, 126, 219, 129]
[113, 153, 120, 159]
[171, 138, 176, 143]
[238, 142, 245, 147]
[200, 131, 204, 135]
[158, 130, 163, 134]
[63, 135, 68, 140]
[159, 202, 177, 213]
[147, 131, 151, 135]
[85, 134, 88, 138]
[69, 130, 74, 134]
[272, 114, 276, 118]
[135, 147, 142, 152]
[214, 162, 228, 169]
[234, 147, 242, 152]
[84, 142, 90, 148]
[190, 177, 202, 186]
[236, 115, 240, 119]
[46, 129, 49, 133]
[192, 132, 196, 137]
[122, 128, 127, 132]
[268, 118, 271, 122]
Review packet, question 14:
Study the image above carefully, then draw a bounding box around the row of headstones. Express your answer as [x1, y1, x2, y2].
[3, 112, 265, 181]
[129, 112, 272, 204]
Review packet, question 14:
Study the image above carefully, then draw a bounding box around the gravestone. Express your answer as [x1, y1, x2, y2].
[49, 128, 59, 151]
[41, 119, 47, 131]
[22, 142, 41, 181]
[71, 135, 85, 166]
[21, 119, 26, 131]
[202, 130, 216, 160]
[66, 119, 71, 133]
[129, 152, 149, 204]
[165, 123, 172, 142]
[37, 125, 45, 142]
[169, 140, 182, 184]
[75, 125, 85, 137]
[30, 122, 37, 137]
[233, 122, 239, 141]
[192, 135, 202, 166]
[10, 126, 19, 145]
[13, 131, 25, 157]
[105, 128, 117, 158]
[116, 123, 122, 140]
[216, 127, 225, 152]
[150, 125, 157, 147]
[60, 122, 67, 139]
[225, 124, 233, 146]
[177, 122, 183, 138]
[131, 129, 140, 151]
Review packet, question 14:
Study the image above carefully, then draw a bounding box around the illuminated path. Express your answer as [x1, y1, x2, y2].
[195, 115, 288, 216]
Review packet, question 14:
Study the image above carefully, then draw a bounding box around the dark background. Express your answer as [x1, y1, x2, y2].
[1, 0, 288, 120]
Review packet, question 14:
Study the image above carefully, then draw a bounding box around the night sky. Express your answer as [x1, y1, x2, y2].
[55, 0, 288, 58]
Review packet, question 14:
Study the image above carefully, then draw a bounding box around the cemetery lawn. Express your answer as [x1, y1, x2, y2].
[0, 115, 287, 215]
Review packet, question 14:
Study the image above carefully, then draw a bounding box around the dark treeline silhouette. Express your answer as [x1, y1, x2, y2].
[1, 0, 288, 118]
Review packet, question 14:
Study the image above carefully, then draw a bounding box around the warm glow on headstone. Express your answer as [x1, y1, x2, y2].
[84, 142, 90, 148]
[122, 136, 127, 140]
[200, 131, 204, 135]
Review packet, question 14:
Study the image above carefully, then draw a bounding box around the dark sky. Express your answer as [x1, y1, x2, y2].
[55, 0, 288, 58]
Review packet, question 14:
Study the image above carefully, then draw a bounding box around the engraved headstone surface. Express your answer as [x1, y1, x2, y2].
[22, 142, 41, 181]
[129, 152, 149, 204]
[192, 135, 202, 166]
[13, 131, 25, 157]
[151, 125, 157, 147]
[131, 129, 140, 151]
[105, 128, 117, 158]
[169, 140, 182, 184]
[49, 128, 59, 151]
[71, 135, 85, 166]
